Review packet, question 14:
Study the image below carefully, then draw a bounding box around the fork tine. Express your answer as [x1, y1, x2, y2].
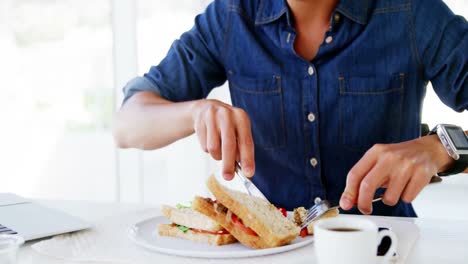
[302, 209, 321, 225]
[306, 204, 321, 216]
[301, 212, 322, 229]
[305, 204, 319, 216]
[303, 207, 319, 221]
[300, 202, 330, 229]
[301, 212, 318, 228]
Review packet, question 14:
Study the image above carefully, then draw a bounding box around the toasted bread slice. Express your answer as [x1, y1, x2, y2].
[293, 206, 339, 235]
[192, 196, 270, 249]
[193, 175, 300, 249]
[161, 205, 223, 232]
[157, 224, 237, 246]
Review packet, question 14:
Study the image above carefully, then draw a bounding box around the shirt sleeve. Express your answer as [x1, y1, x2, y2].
[122, 0, 229, 104]
[412, 0, 468, 112]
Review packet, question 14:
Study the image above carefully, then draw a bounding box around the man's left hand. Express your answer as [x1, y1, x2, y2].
[339, 135, 454, 214]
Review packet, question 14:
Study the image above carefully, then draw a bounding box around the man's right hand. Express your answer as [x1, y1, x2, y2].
[114, 92, 255, 180]
[191, 99, 255, 180]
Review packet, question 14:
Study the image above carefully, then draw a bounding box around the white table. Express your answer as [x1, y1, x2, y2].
[17, 200, 468, 264]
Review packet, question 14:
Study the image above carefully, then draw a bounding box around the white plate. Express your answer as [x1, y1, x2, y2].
[128, 216, 314, 258]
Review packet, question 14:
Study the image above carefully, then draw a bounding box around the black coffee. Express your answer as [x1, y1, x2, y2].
[327, 228, 361, 232]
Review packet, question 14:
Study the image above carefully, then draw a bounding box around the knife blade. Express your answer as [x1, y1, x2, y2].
[235, 162, 270, 202]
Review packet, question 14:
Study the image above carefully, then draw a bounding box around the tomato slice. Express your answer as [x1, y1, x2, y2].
[278, 207, 287, 217]
[300, 228, 308, 238]
[231, 214, 258, 236]
[192, 228, 229, 235]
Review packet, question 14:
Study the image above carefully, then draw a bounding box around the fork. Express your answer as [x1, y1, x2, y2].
[300, 196, 383, 229]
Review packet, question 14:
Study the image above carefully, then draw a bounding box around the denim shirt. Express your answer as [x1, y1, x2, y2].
[123, 0, 468, 216]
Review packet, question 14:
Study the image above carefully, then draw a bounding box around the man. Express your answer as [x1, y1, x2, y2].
[113, 0, 468, 216]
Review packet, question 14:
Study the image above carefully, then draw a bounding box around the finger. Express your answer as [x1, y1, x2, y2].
[381, 179, 390, 188]
[194, 119, 207, 153]
[357, 161, 390, 214]
[206, 114, 221, 160]
[234, 109, 255, 177]
[340, 146, 380, 210]
[401, 167, 433, 203]
[382, 164, 412, 206]
[220, 115, 237, 181]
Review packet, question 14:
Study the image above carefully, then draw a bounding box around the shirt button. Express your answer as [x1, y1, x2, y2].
[334, 13, 341, 23]
[307, 112, 315, 122]
[314, 197, 322, 204]
[325, 36, 333, 44]
[308, 66, 314, 75]
[310, 157, 318, 168]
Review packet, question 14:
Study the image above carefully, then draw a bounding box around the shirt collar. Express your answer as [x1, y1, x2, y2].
[336, 0, 371, 25]
[254, 0, 288, 25]
[254, 0, 371, 26]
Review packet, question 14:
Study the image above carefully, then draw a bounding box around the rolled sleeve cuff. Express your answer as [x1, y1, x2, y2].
[121, 76, 162, 105]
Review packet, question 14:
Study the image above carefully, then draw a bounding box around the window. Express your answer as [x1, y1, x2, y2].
[135, 0, 222, 205]
[0, 0, 116, 201]
[421, 1, 468, 130]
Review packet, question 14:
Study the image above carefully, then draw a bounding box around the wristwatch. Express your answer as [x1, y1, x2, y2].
[428, 124, 468, 176]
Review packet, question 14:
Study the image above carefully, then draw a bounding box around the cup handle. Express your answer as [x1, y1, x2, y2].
[378, 229, 398, 263]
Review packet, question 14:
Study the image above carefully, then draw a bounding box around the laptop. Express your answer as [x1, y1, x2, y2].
[0, 193, 92, 241]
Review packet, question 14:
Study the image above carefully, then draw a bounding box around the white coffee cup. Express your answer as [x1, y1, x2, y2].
[315, 217, 397, 264]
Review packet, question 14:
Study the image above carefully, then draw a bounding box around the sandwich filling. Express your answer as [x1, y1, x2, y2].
[211, 197, 259, 236]
[160, 202, 233, 235]
[171, 223, 230, 235]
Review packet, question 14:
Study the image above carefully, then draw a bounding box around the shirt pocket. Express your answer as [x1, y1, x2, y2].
[339, 73, 405, 150]
[228, 74, 286, 149]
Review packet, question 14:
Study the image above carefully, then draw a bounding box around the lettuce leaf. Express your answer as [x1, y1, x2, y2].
[176, 202, 191, 209]
[176, 225, 190, 233]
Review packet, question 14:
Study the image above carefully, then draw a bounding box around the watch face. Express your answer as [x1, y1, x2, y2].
[446, 126, 468, 150]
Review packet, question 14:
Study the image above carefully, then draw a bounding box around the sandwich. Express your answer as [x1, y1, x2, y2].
[293, 206, 340, 236]
[157, 203, 237, 246]
[158, 175, 338, 248]
[192, 175, 300, 249]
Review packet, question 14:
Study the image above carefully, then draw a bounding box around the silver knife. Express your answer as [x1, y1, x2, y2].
[235, 162, 270, 202]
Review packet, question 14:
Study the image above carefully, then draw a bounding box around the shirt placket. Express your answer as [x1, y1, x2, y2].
[303, 62, 326, 203]
[324, 12, 341, 45]
[284, 30, 327, 203]
[291, 12, 343, 204]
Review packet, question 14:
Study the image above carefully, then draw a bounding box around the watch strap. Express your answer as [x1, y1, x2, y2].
[437, 155, 468, 176]
[428, 126, 437, 136]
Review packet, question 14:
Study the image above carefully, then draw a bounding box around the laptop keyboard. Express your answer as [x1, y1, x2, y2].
[0, 224, 18, 235]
